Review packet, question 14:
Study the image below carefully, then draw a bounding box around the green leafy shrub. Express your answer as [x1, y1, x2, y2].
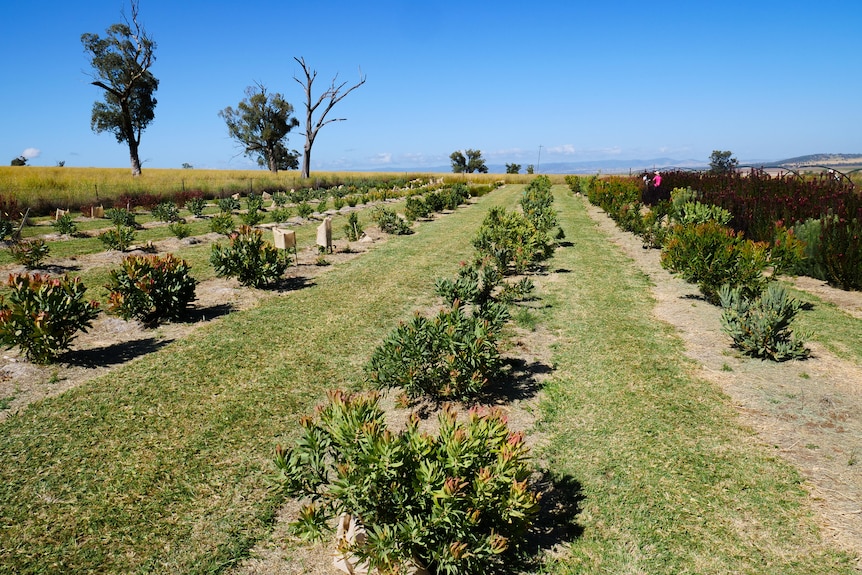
[52, 213, 78, 235]
[333, 196, 345, 210]
[98, 226, 136, 251]
[168, 221, 191, 239]
[819, 213, 862, 290]
[316, 198, 328, 213]
[676, 201, 732, 227]
[366, 302, 503, 400]
[296, 202, 314, 219]
[274, 391, 539, 575]
[425, 190, 445, 213]
[441, 183, 470, 210]
[769, 224, 806, 276]
[472, 207, 552, 274]
[105, 207, 137, 228]
[272, 192, 289, 207]
[106, 253, 197, 325]
[371, 206, 412, 235]
[184, 196, 207, 217]
[719, 283, 810, 361]
[790, 218, 825, 279]
[344, 212, 362, 242]
[210, 212, 235, 235]
[210, 225, 288, 288]
[404, 196, 431, 221]
[519, 175, 557, 232]
[270, 207, 292, 223]
[151, 201, 180, 223]
[10, 239, 50, 268]
[0, 273, 100, 364]
[218, 196, 240, 213]
[661, 221, 769, 304]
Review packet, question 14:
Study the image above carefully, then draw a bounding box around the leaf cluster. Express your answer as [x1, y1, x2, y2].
[719, 283, 810, 361]
[106, 253, 197, 325]
[0, 273, 100, 364]
[10, 239, 50, 269]
[371, 206, 412, 235]
[366, 302, 503, 401]
[210, 225, 288, 288]
[472, 207, 553, 274]
[273, 391, 539, 575]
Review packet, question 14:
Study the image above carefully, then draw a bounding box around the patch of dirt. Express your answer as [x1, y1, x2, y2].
[583, 202, 862, 565]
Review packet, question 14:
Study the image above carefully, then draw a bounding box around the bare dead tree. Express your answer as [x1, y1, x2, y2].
[293, 56, 366, 179]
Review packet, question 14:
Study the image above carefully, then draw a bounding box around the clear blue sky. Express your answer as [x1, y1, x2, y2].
[2, 0, 860, 172]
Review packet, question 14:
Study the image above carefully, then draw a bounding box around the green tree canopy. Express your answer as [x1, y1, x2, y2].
[709, 150, 739, 174]
[450, 149, 488, 174]
[505, 163, 521, 174]
[81, 0, 157, 176]
[219, 85, 300, 173]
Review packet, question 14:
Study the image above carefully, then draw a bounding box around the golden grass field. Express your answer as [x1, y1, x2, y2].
[0, 167, 567, 215]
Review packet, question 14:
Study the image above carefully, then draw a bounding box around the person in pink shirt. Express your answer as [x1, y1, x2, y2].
[652, 170, 662, 191]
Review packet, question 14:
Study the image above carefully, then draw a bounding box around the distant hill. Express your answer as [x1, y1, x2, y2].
[767, 153, 862, 168]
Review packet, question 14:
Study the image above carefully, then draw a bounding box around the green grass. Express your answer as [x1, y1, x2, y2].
[0, 186, 856, 573]
[782, 283, 862, 365]
[533, 188, 855, 574]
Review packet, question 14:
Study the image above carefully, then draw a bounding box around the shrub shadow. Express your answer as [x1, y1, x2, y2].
[181, 303, 236, 323]
[273, 275, 316, 292]
[523, 470, 585, 558]
[481, 357, 554, 404]
[64, 337, 173, 368]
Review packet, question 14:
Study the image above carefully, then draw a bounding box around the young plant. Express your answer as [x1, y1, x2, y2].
[241, 193, 265, 226]
[98, 226, 136, 251]
[343, 212, 362, 241]
[0, 273, 100, 364]
[218, 196, 241, 213]
[404, 196, 431, 222]
[105, 207, 137, 228]
[296, 202, 314, 219]
[273, 391, 539, 575]
[184, 196, 207, 217]
[168, 221, 191, 239]
[719, 283, 810, 361]
[371, 205, 412, 235]
[209, 212, 235, 235]
[151, 201, 180, 223]
[106, 253, 197, 325]
[210, 225, 289, 288]
[10, 239, 50, 269]
[52, 213, 78, 236]
[366, 302, 503, 400]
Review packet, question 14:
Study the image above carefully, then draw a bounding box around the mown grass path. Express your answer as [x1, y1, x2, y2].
[535, 188, 855, 573]
[0, 185, 856, 574]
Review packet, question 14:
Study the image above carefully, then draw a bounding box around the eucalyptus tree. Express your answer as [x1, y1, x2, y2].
[81, 0, 157, 176]
[293, 56, 366, 179]
[450, 149, 488, 174]
[219, 84, 300, 173]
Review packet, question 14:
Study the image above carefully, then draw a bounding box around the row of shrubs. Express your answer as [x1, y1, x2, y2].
[640, 170, 861, 291]
[273, 178, 561, 575]
[569, 175, 810, 361]
[0, 180, 495, 362]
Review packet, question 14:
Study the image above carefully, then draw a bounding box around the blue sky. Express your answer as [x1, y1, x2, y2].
[1, 0, 860, 172]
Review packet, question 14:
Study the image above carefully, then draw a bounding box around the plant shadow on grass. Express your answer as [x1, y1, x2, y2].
[31, 264, 83, 275]
[179, 303, 236, 324]
[273, 275, 316, 292]
[482, 357, 553, 404]
[517, 470, 585, 571]
[63, 337, 174, 368]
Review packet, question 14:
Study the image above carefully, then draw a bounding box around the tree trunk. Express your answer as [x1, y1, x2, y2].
[301, 145, 311, 179]
[128, 140, 142, 176]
